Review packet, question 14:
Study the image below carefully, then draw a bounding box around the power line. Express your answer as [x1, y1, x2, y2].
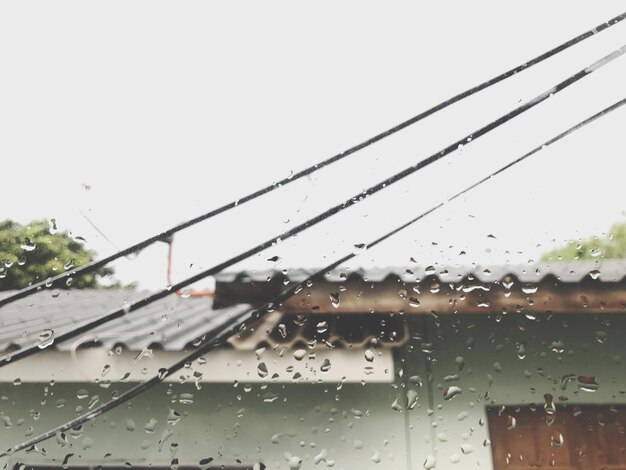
[0, 44, 623, 369]
[5, 96, 624, 456]
[1, 11, 624, 308]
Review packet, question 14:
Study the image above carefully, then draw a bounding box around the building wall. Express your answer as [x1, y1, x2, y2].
[406, 312, 626, 469]
[2, 312, 626, 469]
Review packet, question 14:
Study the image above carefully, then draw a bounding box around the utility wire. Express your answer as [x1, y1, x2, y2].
[0, 44, 624, 369]
[1, 11, 624, 308]
[5, 96, 625, 457]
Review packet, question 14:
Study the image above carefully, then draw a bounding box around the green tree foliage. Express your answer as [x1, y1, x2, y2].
[0, 219, 126, 290]
[542, 222, 626, 261]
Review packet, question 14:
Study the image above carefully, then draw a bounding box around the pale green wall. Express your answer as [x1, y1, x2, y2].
[2, 313, 626, 470]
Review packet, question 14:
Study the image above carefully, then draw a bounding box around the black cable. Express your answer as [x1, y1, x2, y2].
[1, 10, 624, 308]
[1, 44, 624, 369]
[6, 96, 625, 457]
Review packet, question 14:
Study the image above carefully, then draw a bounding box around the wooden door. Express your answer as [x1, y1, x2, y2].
[487, 404, 626, 469]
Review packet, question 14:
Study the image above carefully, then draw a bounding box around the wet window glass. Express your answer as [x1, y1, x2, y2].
[1, 3, 625, 470]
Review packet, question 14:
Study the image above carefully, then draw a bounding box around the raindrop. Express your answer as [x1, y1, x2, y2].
[506, 415, 517, 430]
[320, 358, 331, 373]
[370, 451, 381, 464]
[424, 266, 436, 275]
[20, 239, 36, 252]
[38, 329, 55, 349]
[423, 455, 436, 469]
[285, 454, 302, 470]
[443, 386, 462, 401]
[257, 363, 268, 378]
[329, 292, 340, 308]
[578, 376, 599, 392]
[391, 397, 402, 411]
[316, 321, 328, 334]
[589, 269, 601, 280]
[461, 444, 474, 454]
[544, 394, 556, 415]
[595, 331, 607, 344]
[549, 340, 565, 354]
[293, 349, 306, 361]
[63, 259, 75, 270]
[407, 389, 419, 410]
[521, 284, 539, 294]
[179, 289, 191, 299]
[278, 323, 287, 339]
[550, 432, 564, 448]
[353, 243, 367, 254]
[144, 418, 158, 433]
[65, 277, 73, 287]
[364, 349, 375, 362]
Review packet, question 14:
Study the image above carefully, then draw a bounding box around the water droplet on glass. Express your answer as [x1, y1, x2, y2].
[278, 323, 287, 339]
[65, 277, 73, 287]
[257, 363, 268, 378]
[461, 444, 474, 454]
[293, 349, 306, 361]
[320, 358, 331, 373]
[550, 432, 564, 448]
[521, 284, 539, 294]
[424, 266, 436, 275]
[20, 239, 36, 252]
[364, 349, 375, 362]
[443, 386, 462, 401]
[544, 394, 556, 415]
[63, 259, 75, 270]
[391, 397, 402, 411]
[38, 329, 55, 349]
[577, 375, 599, 392]
[316, 321, 328, 334]
[589, 269, 601, 280]
[353, 243, 367, 255]
[329, 292, 340, 308]
[407, 389, 419, 410]
[506, 415, 517, 430]
[179, 289, 191, 299]
[423, 455, 436, 469]
[144, 418, 158, 433]
[595, 331, 607, 344]
[370, 451, 381, 464]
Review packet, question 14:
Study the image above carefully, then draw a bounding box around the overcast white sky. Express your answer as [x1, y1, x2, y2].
[1, 2, 625, 291]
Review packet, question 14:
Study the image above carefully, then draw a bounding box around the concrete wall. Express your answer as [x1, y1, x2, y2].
[2, 312, 626, 469]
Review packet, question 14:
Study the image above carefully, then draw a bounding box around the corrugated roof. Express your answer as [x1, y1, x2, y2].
[2, 261, 625, 353]
[0, 289, 249, 353]
[215, 259, 626, 284]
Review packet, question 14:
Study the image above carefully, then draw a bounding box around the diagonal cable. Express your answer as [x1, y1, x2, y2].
[1, 44, 624, 369]
[5, 96, 625, 456]
[1, 11, 625, 308]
